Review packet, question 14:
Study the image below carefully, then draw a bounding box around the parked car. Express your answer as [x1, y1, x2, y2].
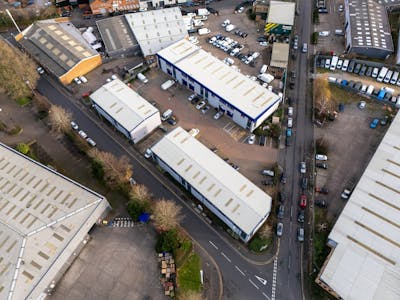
[262, 169, 274, 177]
[276, 222, 283, 237]
[315, 200, 328, 208]
[288, 106, 293, 116]
[158, 125, 168, 133]
[144, 148, 152, 159]
[354, 63, 362, 74]
[248, 134, 256, 144]
[359, 64, 367, 76]
[316, 162, 327, 169]
[196, 101, 207, 110]
[78, 130, 87, 139]
[341, 189, 352, 200]
[315, 154, 328, 161]
[262, 180, 274, 186]
[36, 66, 45, 75]
[280, 173, 287, 184]
[277, 205, 285, 219]
[86, 137, 96, 147]
[300, 161, 306, 174]
[279, 191, 285, 203]
[74, 77, 82, 85]
[286, 129, 292, 137]
[214, 111, 224, 119]
[189, 128, 200, 137]
[288, 117, 293, 128]
[299, 194, 307, 209]
[370, 118, 379, 129]
[366, 66, 373, 77]
[167, 117, 177, 126]
[358, 101, 366, 109]
[297, 211, 305, 223]
[70, 121, 79, 131]
[188, 94, 198, 101]
[301, 177, 308, 190]
[297, 227, 304, 242]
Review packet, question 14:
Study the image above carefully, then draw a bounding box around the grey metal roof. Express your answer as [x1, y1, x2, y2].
[0, 143, 110, 300]
[18, 19, 98, 77]
[346, 0, 394, 52]
[125, 7, 187, 56]
[96, 15, 138, 56]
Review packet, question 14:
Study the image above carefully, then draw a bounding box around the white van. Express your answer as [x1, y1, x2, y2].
[137, 73, 148, 83]
[198, 28, 211, 35]
[161, 109, 173, 121]
[161, 80, 175, 90]
[341, 59, 349, 71]
[384, 70, 393, 83]
[377, 67, 388, 82]
[260, 64, 268, 74]
[335, 29, 344, 36]
[225, 24, 236, 32]
[330, 56, 338, 70]
[390, 71, 399, 85]
[327, 76, 337, 83]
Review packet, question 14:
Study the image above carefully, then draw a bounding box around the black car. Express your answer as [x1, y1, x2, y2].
[191, 97, 200, 104]
[257, 36, 267, 42]
[279, 191, 285, 203]
[167, 117, 177, 126]
[285, 135, 292, 146]
[347, 60, 356, 73]
[318, 7, 328, 13]
[259, 135, 266, 146]
[262, 180, 274, 186]
[366, 66, 373, 77]
[277, 205, 285, 219]
[234, 30, 241, 36]
[359, 64, 367, 76]
[354, 63, 362, 74]
[315, 200, 328, 208]
[158, 125, 168, 133]
[280, 173, 287, 184]
[297, 210, 305, 223]
[316, 162, 328, 169]
[240, 32, 248, 38]
[301, 177, 308, 190]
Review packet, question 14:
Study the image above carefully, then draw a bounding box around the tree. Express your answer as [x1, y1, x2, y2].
[48, 105, 72, 133]
[314, 78, 333, 114]
[130, 184, 152, 204]
[127, 184, 152, 220]
[152, 199, 183, 231]
[88, 149, 132, 189]
[127, 200, 144, 221]
[155, 229, 179, 253]
[0, 39, 38, 100]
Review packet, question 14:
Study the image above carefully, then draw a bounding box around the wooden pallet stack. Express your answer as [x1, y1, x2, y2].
[158, 253, 176, 297]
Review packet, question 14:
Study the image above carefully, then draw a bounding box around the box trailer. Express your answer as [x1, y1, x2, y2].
[257, 73, 274, 84]
[161, 80, 175, 90]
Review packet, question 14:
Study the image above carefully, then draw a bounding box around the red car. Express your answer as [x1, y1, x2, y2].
[300, 194, 307, 209]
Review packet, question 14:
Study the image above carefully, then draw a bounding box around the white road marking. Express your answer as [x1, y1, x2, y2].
[209, 240, 218, 250]
[255, 275, 267, 285]
[235, 265, 245, 276]
[262, 292, 271, 300]
[248, 279, 259, 290]
[271, 257, 278, 300]
[221, 252, 231, 263]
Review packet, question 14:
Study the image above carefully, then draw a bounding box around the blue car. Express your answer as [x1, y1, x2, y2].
[286, 129, 292, 137]
[370, 118, 379, 129]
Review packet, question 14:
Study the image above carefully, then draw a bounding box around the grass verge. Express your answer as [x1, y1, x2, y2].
[177, 253, 202, 293]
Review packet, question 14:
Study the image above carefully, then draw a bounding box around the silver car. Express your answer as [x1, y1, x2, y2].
[277, 223, 283, 237]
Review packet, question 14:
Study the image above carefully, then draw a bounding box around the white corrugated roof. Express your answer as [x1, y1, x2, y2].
[90, 78, 159, 132]
[270, 42, 289, 68]
[320, 111, 400, 300]
[267, 1, 296, 25]
[157, 39, 281, 119]
[151, 127, 272, 235]
[125, 7, 188, 56]
[0, 143, 110, 300]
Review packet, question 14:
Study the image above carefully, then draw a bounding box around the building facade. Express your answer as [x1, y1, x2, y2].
[89, 0, 140, 15]
[150, 127, 272, 243]
[90, 79, 161, 143]
[157, 40, 281, 132]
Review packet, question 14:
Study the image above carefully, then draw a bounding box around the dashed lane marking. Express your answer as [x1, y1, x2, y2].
[271, 257, 278, 300]
[248, 279, 259, 290]
[221, 252, 231, 263]
[209, 240, 218, 250]
[235, 265, 245, 276]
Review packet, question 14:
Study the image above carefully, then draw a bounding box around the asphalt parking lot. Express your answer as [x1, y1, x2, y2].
[314, 0, 346, 54]
[314, 95, 390, 222]
[51, 225, 166, 300]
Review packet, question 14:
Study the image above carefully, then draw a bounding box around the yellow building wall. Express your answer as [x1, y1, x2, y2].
[59, 54, 102, 85]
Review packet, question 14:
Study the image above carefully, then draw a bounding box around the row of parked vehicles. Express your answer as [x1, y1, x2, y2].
[320, 56, 400, 86]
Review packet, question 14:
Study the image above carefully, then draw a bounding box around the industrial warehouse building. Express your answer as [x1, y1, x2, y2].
[0, 143, 110, 299]
[125, 7, 187, 56]
[150, 127, 272, 242]
[316, 111, 400, 299]
[90, 78, 161, 143]
[157, 39, 282, 132]
[344, 0, 395, 59]
[15, 18, 102, 85]
[264, 1, 296, 35]
[96, 16, 139, 58]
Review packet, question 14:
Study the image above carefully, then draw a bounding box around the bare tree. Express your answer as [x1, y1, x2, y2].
[314, 78, 333, 114]
[130, 184, 152, 204]
[152, 199, 183, 231]
[0, 39, 38, 100]
[48, 105, 72, 133]
[88, 149, 132, 189]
